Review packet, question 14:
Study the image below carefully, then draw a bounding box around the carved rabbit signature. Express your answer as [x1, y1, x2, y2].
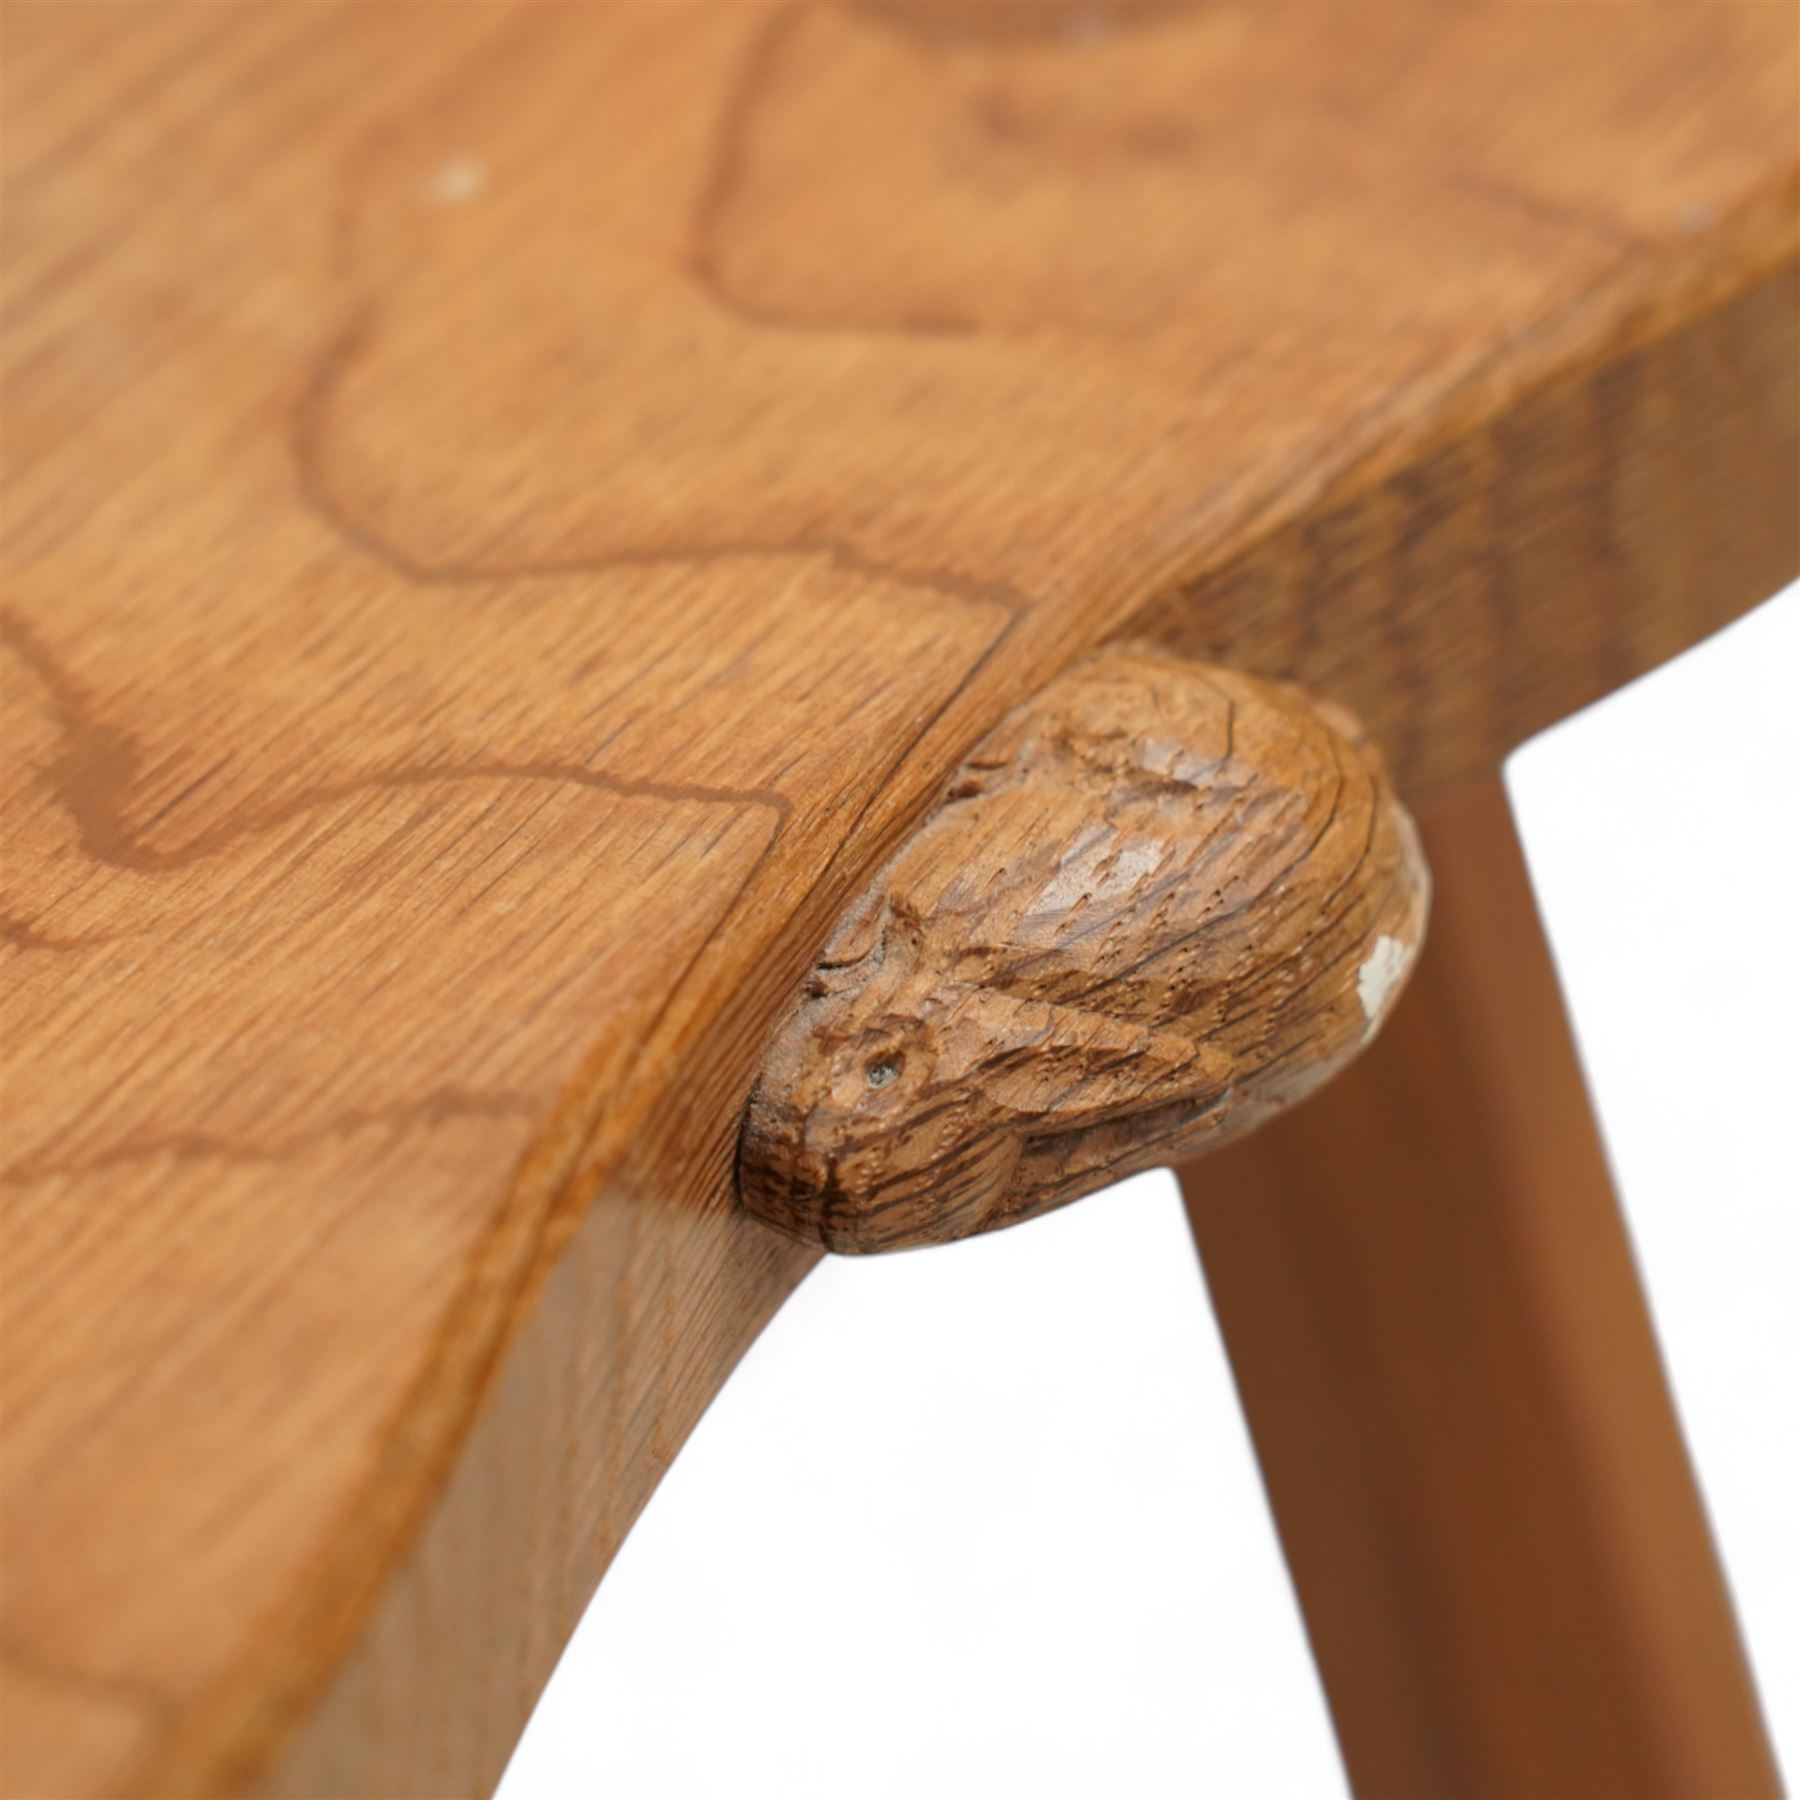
[739, 649, 1428, 1252]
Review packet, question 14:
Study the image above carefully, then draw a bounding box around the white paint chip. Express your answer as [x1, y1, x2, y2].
[1357, 933, 1410, 1025]
[429, 154, 487, 208]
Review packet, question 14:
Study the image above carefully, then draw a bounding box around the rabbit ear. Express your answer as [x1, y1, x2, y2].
[808, 887, 890, 997]
[938, 984, 1232, 1134]
[889, 984, 1235, 1237]
[820, 1126, 1024, 1255]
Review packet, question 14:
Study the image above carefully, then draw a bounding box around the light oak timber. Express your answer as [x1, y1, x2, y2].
[1181, 782, 1780, 1799]
[2, 5, 1796, 1795]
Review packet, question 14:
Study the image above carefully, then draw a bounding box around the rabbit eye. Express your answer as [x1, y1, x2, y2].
[865, 1055, 902, 1089]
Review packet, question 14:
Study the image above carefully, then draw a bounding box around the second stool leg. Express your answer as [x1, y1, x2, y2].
[1180, 779, 1778, 1799]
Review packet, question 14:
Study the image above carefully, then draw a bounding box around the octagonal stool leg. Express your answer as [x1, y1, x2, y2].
[1181, 778, 1778, 1800]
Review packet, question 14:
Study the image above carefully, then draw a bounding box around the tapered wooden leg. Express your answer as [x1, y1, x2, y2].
[1180, 779, 1779, 1800]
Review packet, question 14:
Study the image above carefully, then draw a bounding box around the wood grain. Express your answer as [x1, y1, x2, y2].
[1181, 781, 1778, 1798]
[2, 5, 1795, 1794]
[741, 651, 1427, 1252]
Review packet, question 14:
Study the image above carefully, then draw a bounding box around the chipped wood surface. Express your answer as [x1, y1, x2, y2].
[2, 4, 1796, 1795]
[740, 651, 1427, 1252]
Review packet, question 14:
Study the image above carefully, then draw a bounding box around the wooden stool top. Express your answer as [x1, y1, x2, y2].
[3, 7, 1794, 1793]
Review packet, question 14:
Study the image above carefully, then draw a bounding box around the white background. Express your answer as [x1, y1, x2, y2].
[502, 587, 1798, 1800]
